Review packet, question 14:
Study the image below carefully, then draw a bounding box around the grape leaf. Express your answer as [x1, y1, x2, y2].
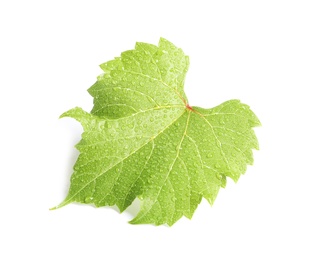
[53, 38, 260, 226]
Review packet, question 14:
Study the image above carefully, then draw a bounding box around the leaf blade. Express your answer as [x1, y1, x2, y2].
[55, 39, 261, 226]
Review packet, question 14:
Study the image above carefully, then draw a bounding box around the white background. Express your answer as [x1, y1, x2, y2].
[1, 0, 308, 259]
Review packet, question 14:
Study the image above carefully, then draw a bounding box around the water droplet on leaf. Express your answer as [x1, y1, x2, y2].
[85, 196, 94, 203]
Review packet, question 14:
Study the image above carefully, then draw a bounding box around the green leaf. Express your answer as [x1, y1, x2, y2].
[53, 38, 260, 226]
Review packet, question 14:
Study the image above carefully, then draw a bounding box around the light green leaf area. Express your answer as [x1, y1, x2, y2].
[54, 38, 260, 226]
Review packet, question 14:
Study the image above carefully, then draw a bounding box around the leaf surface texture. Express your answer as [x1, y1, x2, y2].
[54, 38, 260, 226]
